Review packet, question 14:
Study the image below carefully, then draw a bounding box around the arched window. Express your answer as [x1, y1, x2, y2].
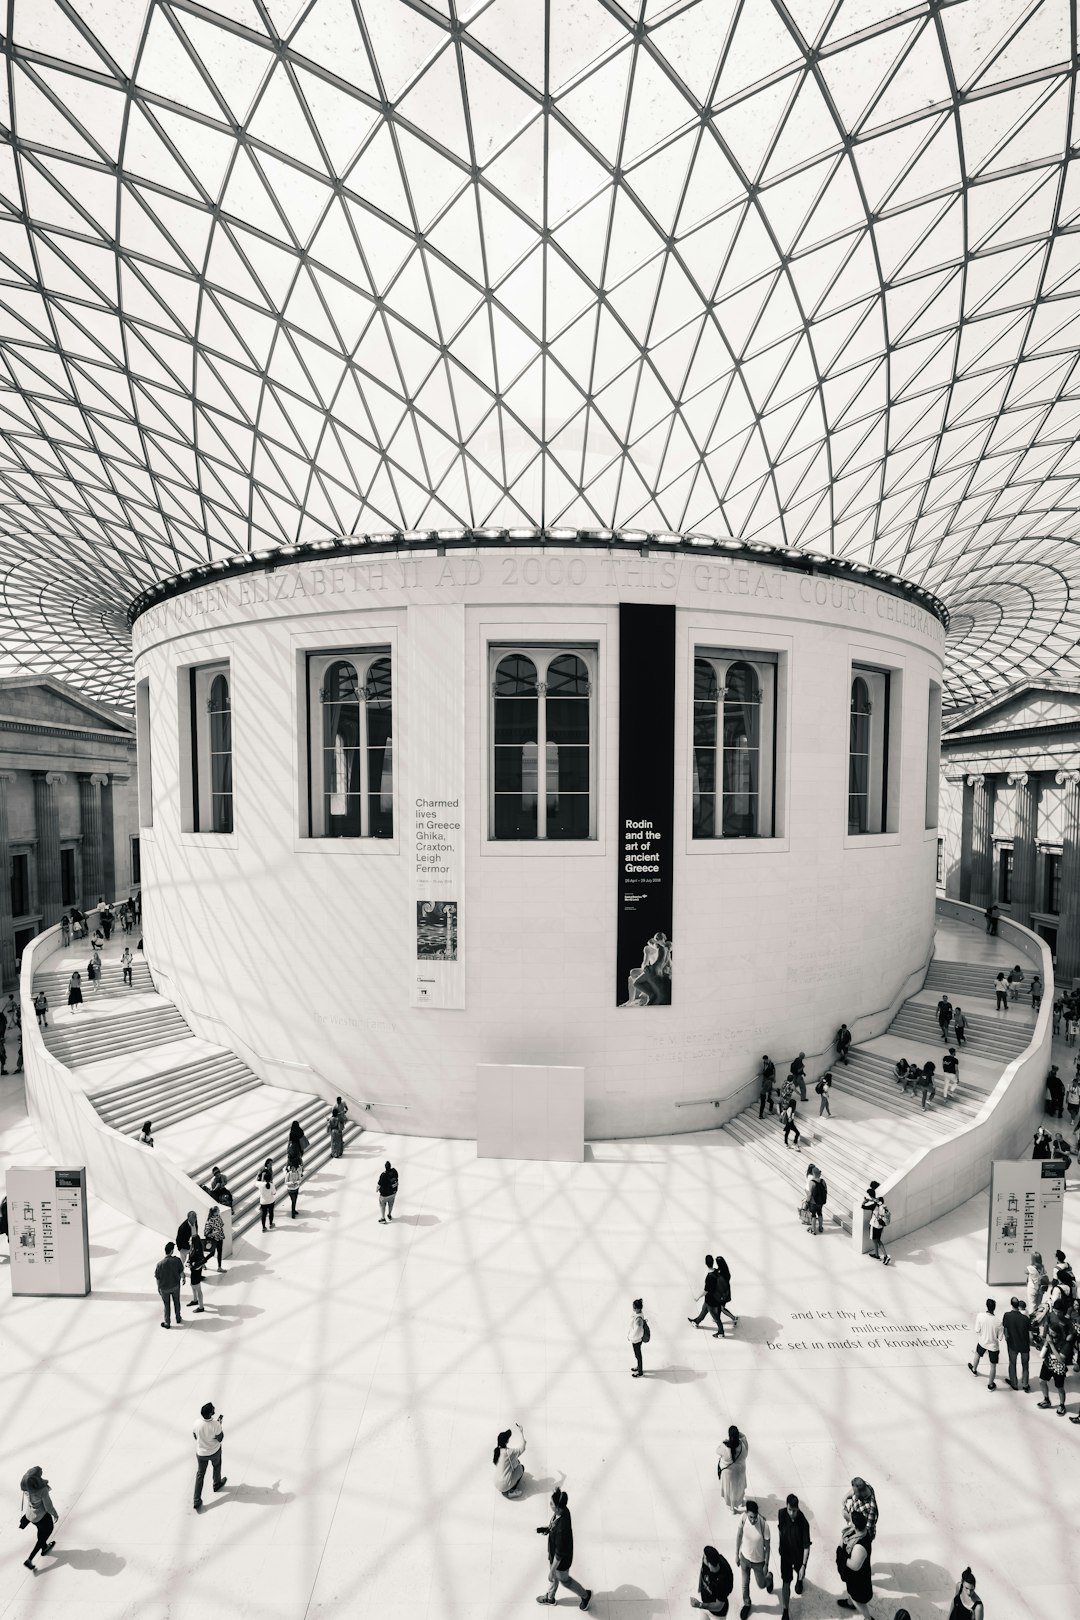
[693, 650, 776, 838]
[308, 650, 393, 838]
[848, 676, 872, 834]
[491, 646, 595, 840]
[208, 672, 233, 834]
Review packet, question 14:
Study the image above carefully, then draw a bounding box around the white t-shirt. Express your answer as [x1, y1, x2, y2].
[195, 1416, 223, 1456]
[740, 1518, 767, 1563]
[975, 1311, 1003, 1351]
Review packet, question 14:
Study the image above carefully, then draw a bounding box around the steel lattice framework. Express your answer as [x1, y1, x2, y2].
[1, 0, 1080, 707]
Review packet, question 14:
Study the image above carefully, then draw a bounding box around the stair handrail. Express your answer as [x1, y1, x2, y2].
[146, 959, 408, 1114]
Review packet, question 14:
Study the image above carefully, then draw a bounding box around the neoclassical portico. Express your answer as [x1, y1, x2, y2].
[940, 683, 1080, 979]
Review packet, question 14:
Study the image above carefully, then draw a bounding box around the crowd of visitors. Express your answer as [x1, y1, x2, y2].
[969, 1251, 1079, 1415]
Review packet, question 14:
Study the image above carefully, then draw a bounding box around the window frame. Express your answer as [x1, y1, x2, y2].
[305, 647, 394, 841]
[1045, 850, 1062, 915]
[692, 648, 778, 840]
[10, 847, 33, 920]
[997, 844, 1014, 904]
[486, 642, 598, 843]
[845, 660, 901, 839]
[183, 660, 234, 836]
[60, 844, 78, 908]
[135, 676, 153, 829]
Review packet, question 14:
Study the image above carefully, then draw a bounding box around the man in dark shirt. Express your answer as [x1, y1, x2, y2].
[1046, 1066, 1065, 1118]
[154, 1241, 185, 1329]
[936, 995, 953, 1040]
[1001, 1296, 1031, 1392]
[758, 1057, 776, 1118]
[378, 1161, 399, 1222]
[790, 1053, 807, 1102]
[689, 1255, 718, 1329]
[691, 1543, 734, 1614]
[835, 1025, 852, 1065]
[777, 1494, 811, 1617]
[536, 1489, 591, 1608]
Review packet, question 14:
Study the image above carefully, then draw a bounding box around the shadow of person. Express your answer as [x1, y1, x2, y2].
[517, 1473, 558, 1501]
[726, 1316, 782, 1345]
[228, 1481, 294, 1507]
[393, 1213, 440, 1226]
[874, 1558, 955, 1599]
[649, 1365, 707, 1384]
[44, 1548, 125, 1575]
[601, 1586, 666, 1614]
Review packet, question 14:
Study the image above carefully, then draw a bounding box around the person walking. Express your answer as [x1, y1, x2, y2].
[60, 912, 71, 946]
[1045, 1065, 1065, 1118]
[493, 1422, 526, 1497]
[1026, 1252, 1048, 1313]
[1007, 963, 1024, 1000]
[777, 1494, 811, 1620]
[138, 1121, 154, 1146]
[285, 1154, 303, 1218]
[758, 1057, 776, 1118]
[1053, 995, 1064, 1036]
[155, 1240, 184, 1329]
[287, 1119, 310, 1158]
[780, 1098, 800, 1149]
[984, 904, 997, 934]
[967, 1298, 1003, 1389]
[203, 1204, 226, 1273]
[256, 1161, 277, 1229]
[19, 1466, 58, 1571]
[716, 1424, 748, 1514]
[806, 1166, 828, 1235]
[1001, 1296, 1031, 1391]
[948, 1567, 984, 1620]
[815, 1071, 832, 1117]
[378, 1160, 398, 1221]
[1036, 1297, 1072, 1413]
[936, 995, 953, 1041]
[841, 1478, 879, 1544]
[187, 1230, 208, 1313]
[734, 1500, 773, 1617]
[67, 969, 82, 1014]
[535, 1487, 591, 1609]
[1031, 973, 1043, 1012]
[862, 1184, 892, 1264]
[835, 1024, 852, 1066]
[836, 1508, 874, 1616]
[32, 990, 48, 1029]
[628, 1296, 648, 1375]
[941, 1048, 960, 1101]
[952, 1006, 967, 1046]
[192, 1402, 227, 1511]
[690, 1544, 735, 1614]
[327, 1107, 345, 1158]
[120, 945, 133, 986]
[790, 1053, 808, 1102]
[176, 1210, 197, 1276]
[1066, 1074, 1080, 1130]
[713, 1254, 738, 1331]
[689, 1255, 722, 1333]
[994, 971, 1009, 1011]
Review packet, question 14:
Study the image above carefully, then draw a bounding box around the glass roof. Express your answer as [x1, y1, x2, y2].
[2, 0, 1080, 708]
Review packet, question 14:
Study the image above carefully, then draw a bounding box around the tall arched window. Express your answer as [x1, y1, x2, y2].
[848, 676, 871, 834]
[693, 650, 776, 838]
[208, 672, 233, 834]
[491, 646, 595, 840]
[308, 650, 394, 838]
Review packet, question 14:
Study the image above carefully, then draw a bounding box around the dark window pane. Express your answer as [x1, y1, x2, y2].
[494, 654, 538, 696]
[693, 795, 716, 838]
[11, 852, 30, 917]
[547, 794, 590, 839]
[549, 743, 590, 794]
[494, 696, 539, 744]
[693, 702, 717, 745]
[494, 795, 537, 839]
[546, 653, 589, 695]
[546, 697, 590, 744]
[694, 658, 718, 702]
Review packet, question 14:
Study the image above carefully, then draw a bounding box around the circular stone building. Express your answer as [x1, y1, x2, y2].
[130, 531, 946, 1139]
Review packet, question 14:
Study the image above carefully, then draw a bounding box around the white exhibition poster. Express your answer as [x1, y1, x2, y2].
[8, 1165, 91, 1297]
[407, 601, 465, 1008]
[986, 1158, 1065, 1285]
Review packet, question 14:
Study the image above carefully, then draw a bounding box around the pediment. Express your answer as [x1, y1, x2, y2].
[945, 684, 1080, 740]
[0, 675, 132, 733]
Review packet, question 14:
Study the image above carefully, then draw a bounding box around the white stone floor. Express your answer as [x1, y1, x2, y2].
[2, 1067, 1079, 1620]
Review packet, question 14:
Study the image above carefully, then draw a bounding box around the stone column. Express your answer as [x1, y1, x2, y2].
[959, 776, 974, 902]
[0, 772, 15, 990]
[967, 773, 996, 910]
[1007, 772, 1038, 928]
[78, 772, 108, 905]
[33, 771, 65, 928]
[1056, 769, 1080, 984]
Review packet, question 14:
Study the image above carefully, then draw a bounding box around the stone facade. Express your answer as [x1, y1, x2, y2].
[938, 683, 1080, 981]
[0, 676, 139, 989]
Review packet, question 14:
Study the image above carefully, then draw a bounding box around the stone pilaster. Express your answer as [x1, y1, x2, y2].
[33, 771, 65, 928]
[0, 772, 15, 989]
[967, 773, 996, 910]
[1007, 772, 1038, 928]
[78, 772, 108, 905]
[1055, 770, 1080, 984]
[959, 776, 974, 902]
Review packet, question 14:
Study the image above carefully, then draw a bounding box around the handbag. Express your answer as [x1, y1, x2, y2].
[19, 1515, 29, 1530]
[798, 1201, 812, 1225]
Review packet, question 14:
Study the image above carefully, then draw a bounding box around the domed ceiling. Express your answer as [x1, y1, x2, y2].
[1, 0, 1080, 706]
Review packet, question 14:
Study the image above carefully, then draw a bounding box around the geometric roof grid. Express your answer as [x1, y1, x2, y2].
[2, 2, 1080, 709]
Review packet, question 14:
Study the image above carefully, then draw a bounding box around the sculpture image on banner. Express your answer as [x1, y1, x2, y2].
[986, 1158, 1065, 1285]
[417, 900, 458, 961]
[621, 931, 673, 1006]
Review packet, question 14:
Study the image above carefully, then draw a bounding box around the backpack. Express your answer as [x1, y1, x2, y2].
[877, 1204, 891, 1228]
[814, 1079, 824, 1094]
[641, 1318, 651, 1344]
[817, 1178, 828, 1205]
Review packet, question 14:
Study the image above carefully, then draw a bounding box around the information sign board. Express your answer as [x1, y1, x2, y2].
[8, 1165, 91, 1297]
[986, 1158, 1065, 1285]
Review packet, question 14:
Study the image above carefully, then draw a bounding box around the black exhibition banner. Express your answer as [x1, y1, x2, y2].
[616, 602, 675, 1007]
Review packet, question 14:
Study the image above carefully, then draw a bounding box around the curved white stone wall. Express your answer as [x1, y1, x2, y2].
[132, 543, 945, 1139]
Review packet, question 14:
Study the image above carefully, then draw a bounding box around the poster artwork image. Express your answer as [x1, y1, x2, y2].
[616, 602, 676, 1007]
[417, 900, 458, 961]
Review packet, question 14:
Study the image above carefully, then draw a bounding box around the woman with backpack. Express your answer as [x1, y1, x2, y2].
[285, 1152, 303, 1218]
[203, 1204, 226, 1273]
[19, 1465, 58, 1571]
[862, 1182, 892, 1264]
[627, 1297, 648, 1377]
[816, 1071, 833, 1117]
[807, 1166, 828, 1235]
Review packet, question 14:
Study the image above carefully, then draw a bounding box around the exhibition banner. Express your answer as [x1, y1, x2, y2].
[986, 1158, 1065, 1285]
[408, 603, 465, 1008]
[8, 1165, 91, 1296]
[616, 602, 675, 1007]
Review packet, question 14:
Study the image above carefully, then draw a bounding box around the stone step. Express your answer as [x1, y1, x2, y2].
[98, 1070, 261, 1135]
[189, 1094, 331, 1186]
[723, 1116, 859, 1233]
[91, 1049, 249, 1105]
[885, 1008, 1030, 1059]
